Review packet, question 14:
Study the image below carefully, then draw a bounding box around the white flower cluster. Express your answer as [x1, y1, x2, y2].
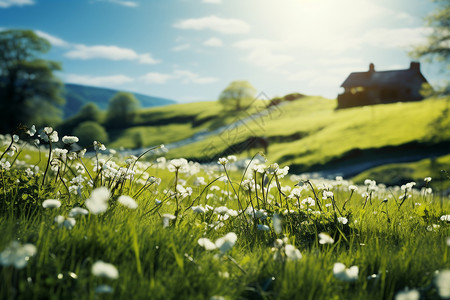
[198, 232, 238, 254]
[0, 241, 37, 269]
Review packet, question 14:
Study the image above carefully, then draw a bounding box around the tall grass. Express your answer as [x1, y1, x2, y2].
[0, 127, 449, 300]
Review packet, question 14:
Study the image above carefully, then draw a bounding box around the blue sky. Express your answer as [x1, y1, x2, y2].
[0, 0, 441, 102]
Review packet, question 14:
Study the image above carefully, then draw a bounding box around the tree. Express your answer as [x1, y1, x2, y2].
[410, 0, 449, 95]
[77, 102, 102, 123]
[219, 80, 257, 111]
[0, 29, 64, 133]
[73, 121, 108, 147]
[105, 92, 140, 128]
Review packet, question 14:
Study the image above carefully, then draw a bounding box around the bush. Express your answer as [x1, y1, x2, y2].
[73, 121, 108, 147]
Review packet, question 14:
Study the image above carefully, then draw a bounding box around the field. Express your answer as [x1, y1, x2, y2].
[101, 96, 450, 190]
[0, 128, 449, 300]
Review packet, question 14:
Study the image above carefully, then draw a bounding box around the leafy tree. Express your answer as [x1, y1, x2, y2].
[219, 80, 257, 111]
[106, 92, 140, 128]
[73, 121, 108, 147]
[0, 29, 64, 133]
[410, 0, 449, 95]
[77, 102, 102, 122]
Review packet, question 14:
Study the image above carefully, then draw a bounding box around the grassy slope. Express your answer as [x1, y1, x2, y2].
[351, 154, 450, 189]
[0, 151, 449, 300]
[107, 100, 269, 149]
[167, 97, 449, 169]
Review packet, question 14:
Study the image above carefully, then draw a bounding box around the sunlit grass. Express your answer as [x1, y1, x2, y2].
[0, 128, 449, 299]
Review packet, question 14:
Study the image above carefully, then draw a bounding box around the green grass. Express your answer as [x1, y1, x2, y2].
[1, 132, 450, 299]
[352, 154, 450, 190]
[107, 100, 270, 150]
[167, 97, 450, 170]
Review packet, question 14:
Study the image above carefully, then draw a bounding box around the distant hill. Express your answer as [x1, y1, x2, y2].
[62, 83, 176, 118]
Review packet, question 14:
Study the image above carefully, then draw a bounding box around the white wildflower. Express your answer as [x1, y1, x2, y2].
[85, 187, 111, 214]
[273, 213, 282, 234]
[191, 205, 206, 214]
[215, 232, 237, 254]
[42, 199, 61, 209]
[319, 233, 334, 245]
[198, 238, 217, 250]
[0, 241, 37, 269]
[218, 157, 228, 166]
[395, 289, 419, 300]
[440, 215, 450, 222]
[69, 207, 89, 217]
[54, 215, 76, 230]
[95, 285, 113, 294]
[92, 261, 119, 279]
[337, 217, 348, 224]
[285, 244, 302, 261]
[167, 158, 189, 173]
[162, 214, 176, 227]
[27, 125, 36, 136]
[257, 224, 270, 231]
[62, 136, 79, 144]
[435, 270, 450, 298]
[349, 185, 358, 191]
[333, 262, 359, 282]
[117, 195, 138, 209]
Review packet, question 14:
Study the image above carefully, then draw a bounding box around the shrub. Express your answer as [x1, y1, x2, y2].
[73, 121, 108, 147]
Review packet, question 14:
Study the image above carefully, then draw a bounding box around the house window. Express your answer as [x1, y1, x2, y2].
[350, 86, 365, 94]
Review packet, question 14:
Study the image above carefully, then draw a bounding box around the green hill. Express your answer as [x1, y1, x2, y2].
[62, 83, 176, 118]
[100, 95, 449, 188]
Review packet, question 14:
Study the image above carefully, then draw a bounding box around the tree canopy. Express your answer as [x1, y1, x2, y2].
[411, 0, 450, 64]
[219, 80, 257, 111]
[106, 92, 140, 128]
[0, 29, 64, 133]
[410, 0, 449, 95]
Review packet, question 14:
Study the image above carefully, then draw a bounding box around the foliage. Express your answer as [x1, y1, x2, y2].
[63, 83, 175, 119]
[410, 0, 450, 95]
[106, 92, 140, 129]
[73, 121, 108, 147]
[219, 80, 257, 111]
[77, 102, 102, 123]
[0, 29, 64, 133]
[0, 130, 449, 300]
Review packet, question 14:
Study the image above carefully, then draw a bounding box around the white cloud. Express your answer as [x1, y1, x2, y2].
[173, 15, 250, 34]
[140, 72, 173, 84]
[63, 74, 134, 86]
[172, 43, 191, 52]
[234, 38, 294, 69]
[244, 49, 294, 70]
[64, 44, 159, 64]
[361, 27, 432, 49]
[203, 37, 223, 47]
[0, 0, 34, 8]
[35, 30, 69, 47]
[139, 70, 218, 85]
[95, 0, 138, 7]
[174, 69, 218, 84]
[203, 0, 221, 3]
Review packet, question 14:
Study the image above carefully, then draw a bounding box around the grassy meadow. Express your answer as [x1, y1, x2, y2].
[0, 123, 449, 299]
[102, 96, 450, 190]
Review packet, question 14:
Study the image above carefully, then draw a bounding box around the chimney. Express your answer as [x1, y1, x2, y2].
[410, 61, 420, 71]
[368, 63, 375, 73]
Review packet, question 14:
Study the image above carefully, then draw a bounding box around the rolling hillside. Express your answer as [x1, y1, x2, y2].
[62, 83, 176, 118]
[105, 95, 450, 188]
